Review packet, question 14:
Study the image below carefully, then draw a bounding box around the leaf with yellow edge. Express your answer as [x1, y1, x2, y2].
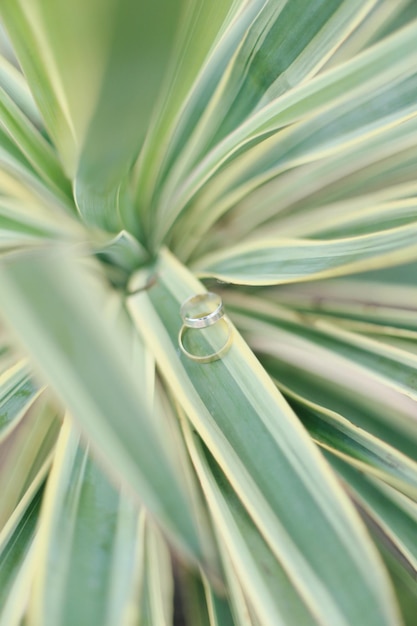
[127, 247, 400, 626]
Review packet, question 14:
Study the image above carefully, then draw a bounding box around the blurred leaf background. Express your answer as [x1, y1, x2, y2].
[0, 0, 417, 624]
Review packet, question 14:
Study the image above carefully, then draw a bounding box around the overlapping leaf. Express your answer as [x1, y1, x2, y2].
[28, 422, 144, 626]
[193, 223, 417, 285]
[0, 248, 203, 564]
[0, 486, 42, 626]
[0, 0, 185, 231]
[161, 18, 417, 251]
[127, 249, 399, 626]
[0, 1, 416, 625]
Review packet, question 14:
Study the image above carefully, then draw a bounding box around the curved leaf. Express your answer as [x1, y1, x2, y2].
[162, 16, 417, 249]
[0, 247, 203, 564]
[194, 223, 417, 286]
[0, 0, 185, 231]
[277, 382, 417, 499]
[0, 396, 59, 530]
[28, 422, 144, 626]
[127, 248, 400, 626]
[0, 485, 42, 626]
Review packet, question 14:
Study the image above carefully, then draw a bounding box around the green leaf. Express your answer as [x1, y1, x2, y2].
[0, 85, 72, 204]
[226, 293, 417, 461]
[158, 17, 417, 251]
[202, 573, 235, 626]
[321, 0, 414, 69]
[0, 358, 40, 440]
[153, 384, 223, 584]
[0, 196, 80, 245]
[277, 382, 417, 499]
[135, 0, 267, 234]
[139, 519, 174, 626]
[28, 422, 144, 626]
[329, 456, 417, 577]
[383, 549, 417, 626]
[181, 417, 318, 626]
[216, 116, 417, 250]
[0, 396, 59, 530]
[220, 548, 262, 626]
[0, 247, 203, 564]
[198, 0, 376, 141]
[0, 0, 186, 232]
[127, 248, 400, 626]
[270, 197, 417, 240]
[156, 0, 377, 221]
[0, 123, 71, 212]
[94, 229, 149, 275]
[0, 1, 81, 175]
[0, 54, 43, 129]
[193, 223, 417, 286]
[73, 0, 186, 232]
[0, 485, 42, 626]
[174, 565, 211, 626]
[260, 277, 417, 332]
[133, 0, 237, 224]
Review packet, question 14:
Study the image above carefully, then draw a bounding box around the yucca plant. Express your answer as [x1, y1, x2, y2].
[1, 1, 417, 624]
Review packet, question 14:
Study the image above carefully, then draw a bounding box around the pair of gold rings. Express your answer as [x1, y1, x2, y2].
[178, 292, 233, 363]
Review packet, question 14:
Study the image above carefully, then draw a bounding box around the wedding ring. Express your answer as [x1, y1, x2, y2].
[180, 292, 224, 329]
[178, 318, 233, 363]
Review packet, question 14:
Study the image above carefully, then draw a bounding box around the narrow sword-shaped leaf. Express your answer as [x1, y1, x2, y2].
[174, 565, 211, 626]
[194, 223, 417, 286]
[0, 85, 72, 203]
[226, 299, 417, 472]
[181, 416, 319, 626]
[251, 327, 417, 467]
[0, 397, 59, 530]
[383, 552, 417, 626]
[154, 386, 223, 584]
[321, 0, 413, 69]
[0, 0, 185, 231]
[0, 1, 80, 175]
[28, 422, 144, 626]
[276, 382, 417, 499]
[161, 9, 416, 247]
[0, 485, 42, 626]
[220, 547, 262, 626]
[0, 54, 43, 129]
[329, 456, 417, 577]
[139, 519, 174, 626]
[163, 20, 417, 251]
[0, 126, 71, 211]
[0, 196, 80, 244]
[72, 0, 186, 231]
[133, 0, 238, 222]
[0, 247, 202, 563]
[202, 572, 235, 626]
[193, 71, 417, 221]
[137, 0, 269, 235]
[0, 358, 40, 440]
[217, 118, 417, 248]
[262, 278, 417, 332]
[261, 198, 417, 240]
[127, 248, 400, 626]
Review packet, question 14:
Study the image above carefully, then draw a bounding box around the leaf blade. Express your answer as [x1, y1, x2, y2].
[127, 248, 400, 626]
[194, 224, 417, 286]
[0, 247, 202, 564]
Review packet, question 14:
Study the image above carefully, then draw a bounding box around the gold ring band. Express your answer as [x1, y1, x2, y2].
[178, 318, 233, 363]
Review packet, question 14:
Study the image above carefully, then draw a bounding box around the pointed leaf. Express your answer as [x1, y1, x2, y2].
[194, 223, 417, 286]
[127, 248, 399, 626]
[29, 422, 144, 626]
[0, 247, 202, 563]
